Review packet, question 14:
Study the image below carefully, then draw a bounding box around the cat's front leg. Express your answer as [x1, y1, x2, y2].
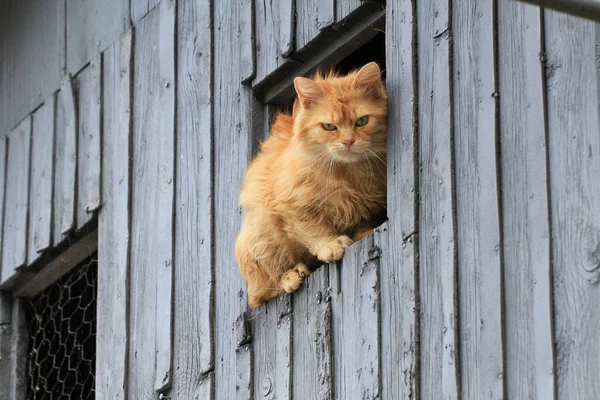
[313, 235, 354, 264]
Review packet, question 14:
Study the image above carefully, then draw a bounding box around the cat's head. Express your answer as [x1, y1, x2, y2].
[292, 62, 387, 163]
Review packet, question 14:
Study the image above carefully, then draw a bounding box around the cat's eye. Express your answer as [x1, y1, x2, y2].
[321, 123, 337, 131]
[355, 116, 369, 127]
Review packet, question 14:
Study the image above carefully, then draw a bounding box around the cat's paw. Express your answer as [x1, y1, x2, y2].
[281, 263, 311, 293]
[316, 236, 354, 263]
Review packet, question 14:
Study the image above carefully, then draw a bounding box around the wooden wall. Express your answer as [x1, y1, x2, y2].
[0, 0, 599, 399]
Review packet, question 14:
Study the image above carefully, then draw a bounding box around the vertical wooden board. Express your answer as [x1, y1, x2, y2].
[0, 137, 6, 279]
[252, 295, 292, 400]
[239, 0, 256, 84]
[453, 1, 504, 398]
[27, 98, 55, 266]
[381, 0, 419, 398]
[53, 77, 77, 245]
[171, 0, 214, 398]
[155, 1, 176, 392]
[254, 0, 294, 83]
[292, 267, 333, 400]
[2, 117, 32, 284]
[416, 0, 459, 398]
[76, 61, 102, 230]
[498, 3, 555, 399]
[214, 1, 256, 399]
[0, 0, 64, 137]
[9, 298, 28, 400]
[544, 11, 600, 399]
[330, 236, 380, 399]
[66, 0, 129, 74]
[128, 3, 175, 398]
[336, 0, 361, 21]
[131, 0, 162, 25]
[97, 29, 132, 400]
[295, 0, 335, 50]
[0, 293, 12, 400]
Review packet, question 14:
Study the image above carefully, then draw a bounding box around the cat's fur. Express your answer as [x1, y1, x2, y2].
[235, 62, 387, 308]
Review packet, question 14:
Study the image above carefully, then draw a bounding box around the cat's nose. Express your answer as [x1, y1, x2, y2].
[342, 139, 355, 148]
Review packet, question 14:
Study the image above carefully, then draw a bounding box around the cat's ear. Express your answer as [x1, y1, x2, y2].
[294, 77, 322, 109]
[352, 62, 382, 89]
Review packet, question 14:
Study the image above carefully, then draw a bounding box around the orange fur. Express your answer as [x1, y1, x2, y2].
[235, 62, 387, 309]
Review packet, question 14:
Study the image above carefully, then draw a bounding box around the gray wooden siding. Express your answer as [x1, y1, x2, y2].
[1, 1, 600, 399]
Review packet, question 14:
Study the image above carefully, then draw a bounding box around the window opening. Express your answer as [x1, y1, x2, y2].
[25, 255, 97, 400]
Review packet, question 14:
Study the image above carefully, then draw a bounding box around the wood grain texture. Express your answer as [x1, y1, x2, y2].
[0, 0, 64, 137]
[295, 0, 335, 50]
[0, 293, 11, 400]
[452, 1, 504, 398]
[9, 298, 28, 400]
[213, 1, 256, 398]
[132, 0, 162, 25]
[498, 3, 555, 399]
[240, 0, 256, 84]
[331, 236, 380, 399]
[416, 0, 459, 398]
[544, 11, 600, 399]
[336, 0, 362, 21]
[155, 1, 176, 392]
[128, 4, 175, 398]
[66, 0, 129, 74]
[292, 267, 333, 400]
[172, 0, 215, 398]
[53, 77, 77, 244]
[381, 0, 419, 398]
[76, 61, 102, 230]
[0, 137, 6, 281]
[97, 29, 132, 400]
[2, 117, 32, 284]
[254, 0, 294, 83]
[252, 295, 292, 400]
[27, 97, 55, 266]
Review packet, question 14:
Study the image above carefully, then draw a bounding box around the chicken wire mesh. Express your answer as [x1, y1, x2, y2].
[25, 255, 97, 400]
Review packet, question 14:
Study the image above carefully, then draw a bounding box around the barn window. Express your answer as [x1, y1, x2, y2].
[25, 255, 97, 400]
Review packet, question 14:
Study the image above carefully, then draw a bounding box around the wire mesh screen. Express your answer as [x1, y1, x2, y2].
[26, 255, 97, 400]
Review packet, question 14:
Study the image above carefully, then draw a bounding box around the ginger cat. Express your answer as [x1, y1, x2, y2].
[235, 62, 387, 309]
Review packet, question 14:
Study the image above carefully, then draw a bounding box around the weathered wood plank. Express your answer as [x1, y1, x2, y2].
[171, 0, 214, 398]
[66, 0, 129, 74]
[331, 236, 380, 399]
[520, 0, 600, 22]
[214, 1, 256, 398]
[292, 267, 332, 399]
[53, 77, 77, 245]
[295, 0, 335, 50]
[380, 0, 419, 398]
[97, 29, 132, 400]
[498, 3, 555, 399]
[254, 0, 294, 83]
[128, 4, 175, 398]
[27, 98, 55, 266]
[2, 117, 32, 285]
[240, 0, 256, 84]
[0, 137, 6, 280]
[75, 61, 102, 230]
[131, 0, 162, 25]
[252, 295, 292, 400]
[0, 293, 11, 400]
[544, 11, 600, 399]
[453, 1, 504, 398]
[416, 0, 459, 398]
[155, 1, 176, 393]
[0, 0, 64, 137]
[336, 0, 362, 21]
[9, 298, 28, 400]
